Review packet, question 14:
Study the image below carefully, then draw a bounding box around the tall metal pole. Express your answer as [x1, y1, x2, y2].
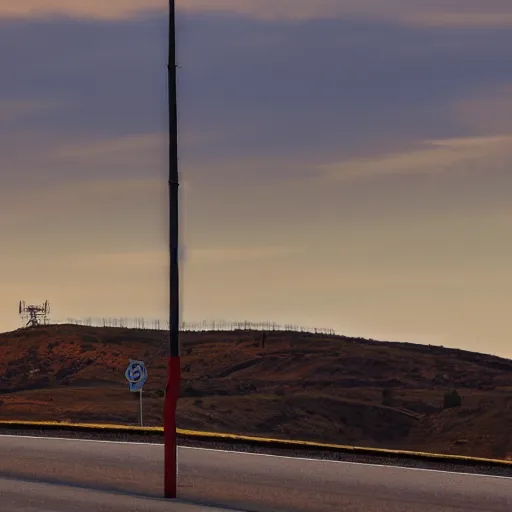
[164, 0, 181, 499]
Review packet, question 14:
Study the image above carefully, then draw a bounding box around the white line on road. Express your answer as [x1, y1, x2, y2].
[0, 434, 510, 481]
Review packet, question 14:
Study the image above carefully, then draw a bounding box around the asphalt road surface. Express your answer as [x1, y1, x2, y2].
[0, 435, 510, 512]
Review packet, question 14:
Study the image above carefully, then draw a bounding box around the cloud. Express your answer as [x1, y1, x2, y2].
[55, 132, 164, 158]
[51, 131, 204, 176]
[1, 12, 511, 237]
[455, 84, 512, 134]
[73, 250, 168, 269]
[0, 0, 165, 20]
[52, 132, 166, 170]
[0, 99, 65, 122]
[2, 12, 512, 189]
[182, 1, 512, 28]
[0, 176, 167, 241]
[2, 0, 512, 28]
[70, 245, 298, 270]
[320, 135, 512, 181]
[189, 246, 302, 264]
[0, 174, 163, 208]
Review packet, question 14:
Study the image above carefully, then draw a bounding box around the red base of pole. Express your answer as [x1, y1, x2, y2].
[164, 355, 181, 498]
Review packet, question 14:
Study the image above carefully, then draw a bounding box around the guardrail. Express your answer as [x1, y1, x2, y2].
[0, 420, 511, 469]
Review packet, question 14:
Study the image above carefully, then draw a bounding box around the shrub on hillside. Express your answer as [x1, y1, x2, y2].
[382, 389, 394, 406]
[443, 389, 462, 409]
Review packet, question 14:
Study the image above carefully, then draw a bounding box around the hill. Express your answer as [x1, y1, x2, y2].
[0, 324, 511, 459]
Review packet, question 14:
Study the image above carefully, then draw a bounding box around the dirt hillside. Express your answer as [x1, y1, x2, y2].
[1, 324, 511, 459]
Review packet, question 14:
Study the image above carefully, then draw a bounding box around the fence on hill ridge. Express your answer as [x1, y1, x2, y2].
[57, 317, 337, 336]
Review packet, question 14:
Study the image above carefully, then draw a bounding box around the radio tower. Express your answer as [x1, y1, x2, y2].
[18, 300, 51, 328]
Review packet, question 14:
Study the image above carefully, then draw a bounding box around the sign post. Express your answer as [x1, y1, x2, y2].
[139, 389, 143, 427]
[125, 359, 148, 426]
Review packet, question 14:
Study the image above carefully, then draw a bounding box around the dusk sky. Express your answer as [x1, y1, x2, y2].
[2, 1, 512, 357]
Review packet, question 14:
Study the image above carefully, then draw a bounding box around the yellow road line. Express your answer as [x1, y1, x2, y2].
[0, 420, 510, 467]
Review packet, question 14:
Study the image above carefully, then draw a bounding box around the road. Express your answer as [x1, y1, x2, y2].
[0, 435, 510, 511]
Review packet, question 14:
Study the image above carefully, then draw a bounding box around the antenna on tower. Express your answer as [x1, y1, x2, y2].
[18, 300, 51, 328]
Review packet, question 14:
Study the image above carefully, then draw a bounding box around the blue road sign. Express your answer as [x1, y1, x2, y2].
[125, 359, 148, 392]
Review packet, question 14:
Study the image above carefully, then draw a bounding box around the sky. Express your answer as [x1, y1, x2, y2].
[1, 1, 512, 357]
